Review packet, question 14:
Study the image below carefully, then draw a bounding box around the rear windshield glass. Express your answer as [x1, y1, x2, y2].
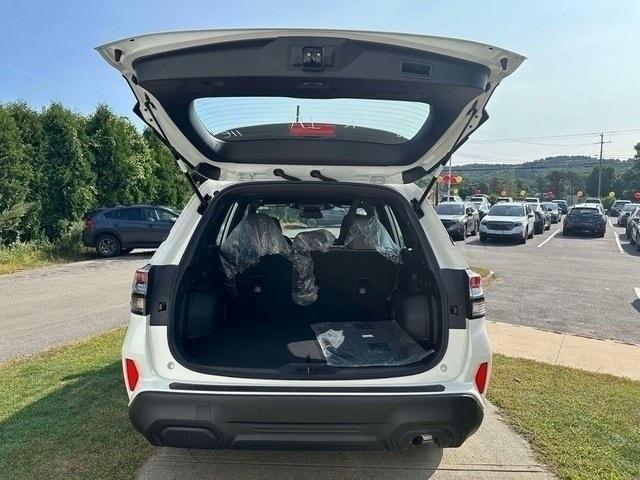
[192, 97, 430, 144]
[543, 203, 557, 210]
[436, 204, 464, 215]
[470, 197, 485, 202]
[489, 205, 524, 216]
[570, 208, 599, 216]
[622, 204, 640, 212]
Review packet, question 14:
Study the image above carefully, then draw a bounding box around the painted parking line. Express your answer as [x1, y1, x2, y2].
[537, 227, 561, 248]
[608, 219, 624, 254]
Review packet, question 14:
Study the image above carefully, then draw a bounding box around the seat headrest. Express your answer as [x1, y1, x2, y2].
[293, 229, 336, 253]
[219, 213, 290, 279]
[343, 216, 401, 262]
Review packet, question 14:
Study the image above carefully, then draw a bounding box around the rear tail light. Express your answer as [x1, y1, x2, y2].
[289, 122, 336, 137]
[475, 362, 489, 394]
[124, 358, 139, 391]
[467, 270, 486, 319]
[131, 264, 151, 315]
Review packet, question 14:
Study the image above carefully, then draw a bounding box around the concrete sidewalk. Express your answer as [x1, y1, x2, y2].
[487, 320, 640, 381]
[136, 402, 552, 479]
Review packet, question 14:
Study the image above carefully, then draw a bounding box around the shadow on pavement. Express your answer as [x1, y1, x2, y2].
[139, 446, 444, 480]
[465, 238, 524, 247]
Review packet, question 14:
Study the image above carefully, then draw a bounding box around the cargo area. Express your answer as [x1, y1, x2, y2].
[169, 183, 446, 379]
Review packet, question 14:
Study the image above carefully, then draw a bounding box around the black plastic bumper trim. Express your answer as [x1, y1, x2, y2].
[129, 391, 483, 450]
[169, 383, 446, 393]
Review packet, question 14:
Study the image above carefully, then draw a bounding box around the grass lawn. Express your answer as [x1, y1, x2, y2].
[3, 329, 639, 480]
[0, 328, 152, 480]
[489, 354, 640, 480]
[0, 243, 92, 275]
[469, 265, 492, 278]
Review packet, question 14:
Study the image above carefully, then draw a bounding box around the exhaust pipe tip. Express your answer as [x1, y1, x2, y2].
[410, 434, 434, 447]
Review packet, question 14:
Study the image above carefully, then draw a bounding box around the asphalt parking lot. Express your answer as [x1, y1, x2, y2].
[459, 217, 640, 345]
[0, 252, 152, 362]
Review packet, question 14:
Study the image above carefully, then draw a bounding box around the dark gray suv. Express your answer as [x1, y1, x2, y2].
[82, 205, 179, 257]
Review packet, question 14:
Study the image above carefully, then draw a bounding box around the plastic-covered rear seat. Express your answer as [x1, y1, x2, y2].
[219, 213, 292, 317]
[311, 216, 401, 318]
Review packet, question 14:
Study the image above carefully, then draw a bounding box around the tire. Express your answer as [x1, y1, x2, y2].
[535, 225, 543, 235]
[563, 228, 569, 236]
[545, 223, 550, 231]
[528, 227, 534, 239]
[470, 221, 478, 236]
[95, 234, 121, 258]
[520, 229, 527, 244]
[630, 235, 636, 246]
[636, 239, 640, 252]
[479, 233, 487, 242]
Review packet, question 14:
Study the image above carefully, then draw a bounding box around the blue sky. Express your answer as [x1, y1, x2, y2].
[1, 0, 639, 164]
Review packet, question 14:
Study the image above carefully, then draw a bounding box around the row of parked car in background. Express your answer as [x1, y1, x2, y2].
[435, 194, 614, 244]
[612, 201, 640, 251]
[81, 198, 640, 258]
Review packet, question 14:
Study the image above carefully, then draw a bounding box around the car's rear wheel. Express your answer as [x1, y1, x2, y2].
[96, 234, 121, 258]
[479, 232, 487, 242]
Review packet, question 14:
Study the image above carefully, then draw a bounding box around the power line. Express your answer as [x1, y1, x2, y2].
[467, 128, 640, 145]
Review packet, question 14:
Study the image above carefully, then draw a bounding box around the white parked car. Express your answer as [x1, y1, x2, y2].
[98, 28, 523, 451]
[480, 202, 535, 243]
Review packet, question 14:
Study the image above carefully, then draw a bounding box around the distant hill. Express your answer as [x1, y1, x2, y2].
[454, 155, 633, 185]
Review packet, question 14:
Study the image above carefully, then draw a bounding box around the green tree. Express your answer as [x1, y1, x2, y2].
[86, 105, 157, 207]
[41, 103, 96, 238]
[143, 129, 191, 208]
[0, 106, 32, 244]
[585, 166, 616, 197]
[5, 102, 47, 240]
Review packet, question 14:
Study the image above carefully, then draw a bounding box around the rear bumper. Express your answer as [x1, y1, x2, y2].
[564, 224, 605, 234]
[129, 391, 483, 450]
[81, 230, 95, 247]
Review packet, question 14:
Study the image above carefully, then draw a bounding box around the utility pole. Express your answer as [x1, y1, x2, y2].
[595, 133, 611, 198]
[597, 133, 603, 198]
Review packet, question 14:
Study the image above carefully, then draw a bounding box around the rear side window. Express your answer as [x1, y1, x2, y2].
[112, 208, 143, 221]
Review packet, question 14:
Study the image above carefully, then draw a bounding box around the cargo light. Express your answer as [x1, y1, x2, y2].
[125, 358, 139, 391]
[475, 362, 489, 394]
[131, 264, 151, 315]
[467, 270, 485, 319]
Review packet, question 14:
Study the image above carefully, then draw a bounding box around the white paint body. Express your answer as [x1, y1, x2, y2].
[122, 181, 490, 409]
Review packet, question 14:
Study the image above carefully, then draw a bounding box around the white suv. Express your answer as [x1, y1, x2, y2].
[99, 28, 523, 451]
[480, 202, 535, 243]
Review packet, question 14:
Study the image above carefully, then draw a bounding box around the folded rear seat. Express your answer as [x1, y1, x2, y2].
[311, 216, 401, 319]
[219, 213, 293, 319]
